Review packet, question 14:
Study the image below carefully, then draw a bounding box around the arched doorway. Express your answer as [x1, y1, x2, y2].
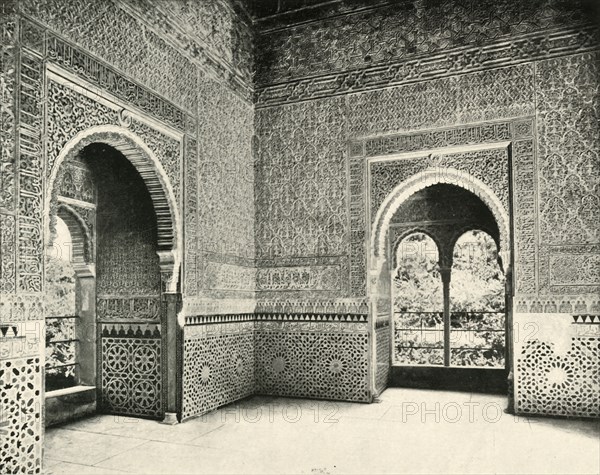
[371, 173, 511, 395]
[45, 127, 181, 423]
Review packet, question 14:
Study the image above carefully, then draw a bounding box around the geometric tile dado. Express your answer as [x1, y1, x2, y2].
[0, 357, 43, 474]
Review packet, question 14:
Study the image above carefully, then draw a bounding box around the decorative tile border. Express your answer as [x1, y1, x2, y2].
[0, 294, 45, 323]
[514, 295, 600, 314]
[572, 315, 600, 324]
[184, 312, 369, 327]
[0, 321, 43, 359]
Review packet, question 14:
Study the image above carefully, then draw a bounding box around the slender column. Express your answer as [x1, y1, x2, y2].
[440, 267, 452, 367]
[73, 264, 96, 386]
[504, 265, 514, 413]
[156, 250, 181, 424]
[162, 291, 180, 424]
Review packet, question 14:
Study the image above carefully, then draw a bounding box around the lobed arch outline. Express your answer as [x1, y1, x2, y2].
[449, 225, 505, 271]
[390, 227, 443, 271]
[54, 203, 93, 266]
[370, 167, 511, 283]
[45, 125, 182, 292]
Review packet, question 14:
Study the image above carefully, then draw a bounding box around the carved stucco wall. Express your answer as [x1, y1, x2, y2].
[1, 2, 599, 471]
[1, 2, 44, 473]
[254, 1, 600, 416]
[1, 0, 256, 471]
[190, 72, 255, 302]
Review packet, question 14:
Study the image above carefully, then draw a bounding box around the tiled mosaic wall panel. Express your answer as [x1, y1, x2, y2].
[182, 319, 255, 420]
[375, 323, 390, 397]
[0, 357, 43, 474]
[182, 313, 372, 419]
[100, 326, 163, 418]
[514, 313, 600, 418]
[254, 317, 370, 402]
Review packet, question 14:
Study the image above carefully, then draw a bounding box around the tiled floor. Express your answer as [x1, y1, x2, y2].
[44, 389, 600, 475]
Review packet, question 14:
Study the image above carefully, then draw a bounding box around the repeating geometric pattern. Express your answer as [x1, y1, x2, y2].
[182, 323, 255, 420]
[375, 324, 391, 396]
[370, 148, 509, 222]
[536, 52, 600, 246]
[347, 66, 535, 137]
[121, 0, 253, 91]
[0, 3, 16, 213]
[101, 336, 163, 418]
[515, 297, 600, 315]
[0, 357, 42, 474]
[254, 325, 370, 402]
[516, 337, 600, 418]
[196, 73, 254, 264]
[16, 52, 44, 294]
[21, 0, 197, 111]
[0, 214, 16, 293]
[255, 97, 347, 261]
[255, 0, 591, 86]
[254, 1, 597, 105]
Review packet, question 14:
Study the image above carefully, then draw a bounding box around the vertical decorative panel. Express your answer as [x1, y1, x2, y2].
[17, 51, 43, 293]
[100, 325, 163, 418]
[184, 135, 198, 296]
[512, 138, 537, 294]
[375, 322, 390, 396]
[0, 214, 16, 293]
[0, 3, 17, 213]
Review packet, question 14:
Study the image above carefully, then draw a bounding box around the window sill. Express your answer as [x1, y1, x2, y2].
[46, 385, 95, 399]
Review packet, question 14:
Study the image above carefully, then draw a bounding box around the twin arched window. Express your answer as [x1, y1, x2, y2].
[393, 230, 505, 367]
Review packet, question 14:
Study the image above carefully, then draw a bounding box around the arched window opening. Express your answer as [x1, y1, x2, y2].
[45, 216, 78, 391]
[450, 230, 505, 367]
[393, 232, 444, 365]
